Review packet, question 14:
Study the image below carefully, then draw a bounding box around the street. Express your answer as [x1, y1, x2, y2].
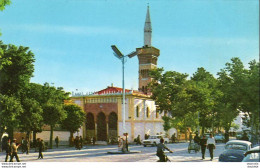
[0, 142, 225, 162]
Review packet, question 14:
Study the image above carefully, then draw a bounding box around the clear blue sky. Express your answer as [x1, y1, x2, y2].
[0, 0, 259, 93]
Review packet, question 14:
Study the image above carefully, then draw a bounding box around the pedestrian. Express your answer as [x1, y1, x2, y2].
[38, 138, 44, 159]
[21, 137, 25, 154]
[189, 132, 193, 143]
[25, 137, 30, 155]
[92, 136, 96, 146]
[74, 136, 80, 150]
[200, 135, 207, 160]
[10, 139, 20, 162]
[136, 135, 142, 145]
[79, 136, 83, 149]
[5, 139, 11, 162]
[171, 133, 176, 143]
[207, 134, 216, 161]
[156, 138, 173, 162]
[194, 133, 200, 145]
[55, 136, 59, 148]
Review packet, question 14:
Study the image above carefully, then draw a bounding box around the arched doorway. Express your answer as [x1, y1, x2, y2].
[97, 112, 107, 141]
[108, 112, 118, 139]
[86, 112, 95, 142]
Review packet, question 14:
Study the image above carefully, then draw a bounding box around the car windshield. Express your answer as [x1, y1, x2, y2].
[243, 152, 260, 162]
[225, 144, 247, 151]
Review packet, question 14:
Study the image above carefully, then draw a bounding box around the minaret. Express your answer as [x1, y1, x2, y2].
[136, 5, 160, 94]
[144, 5, 152, 47]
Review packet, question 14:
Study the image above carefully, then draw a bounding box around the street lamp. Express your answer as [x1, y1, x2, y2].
[111, 45, 139, 151]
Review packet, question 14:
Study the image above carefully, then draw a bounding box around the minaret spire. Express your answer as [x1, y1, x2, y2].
[144, 4, 152, 47]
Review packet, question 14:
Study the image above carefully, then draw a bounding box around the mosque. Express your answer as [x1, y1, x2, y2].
[68, 6, 175, 143]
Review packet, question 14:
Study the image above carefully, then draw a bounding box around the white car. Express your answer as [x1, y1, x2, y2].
[143, 135, 169, 147]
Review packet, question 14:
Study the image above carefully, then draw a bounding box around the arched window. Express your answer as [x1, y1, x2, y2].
[146, 107, 150, 118]
[136, 106, 139, 118]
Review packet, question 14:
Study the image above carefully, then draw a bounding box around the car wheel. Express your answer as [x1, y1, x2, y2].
[143, 145, 146, 147]
[165, 141, 167, 144]
[153, 142, 157, 146]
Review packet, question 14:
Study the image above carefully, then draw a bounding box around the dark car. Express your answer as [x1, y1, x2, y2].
[242, 146, 260, 162]
[219, 140, 252, 162]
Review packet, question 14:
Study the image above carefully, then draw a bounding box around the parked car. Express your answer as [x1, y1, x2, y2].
[214, 134, 225, 143]
[142, 135, 169, 147]
[242, 146, 260, 162]
[219, 140, 252, 162]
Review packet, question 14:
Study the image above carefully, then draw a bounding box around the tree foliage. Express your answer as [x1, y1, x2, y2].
[0, 42, 35, 96]
[62, 104, 85, 141]
[0, 0, 11, 11]
[0, 94, 23, 137]
[19, 98, 43, 134]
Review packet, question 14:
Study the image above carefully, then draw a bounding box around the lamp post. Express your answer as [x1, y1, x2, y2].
[111, 45, 139, 151]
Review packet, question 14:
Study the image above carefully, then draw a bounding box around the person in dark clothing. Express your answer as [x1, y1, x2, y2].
[136, 135, 142, 145]
[74, 136, 80, 150]
[5, 139, 11, 162]
[10, 139, 20, 162]
[25, 137, 30, 155]
[55, 136, 59, 148]
[171, 133, 176, 143]
[38, 138, 44, 159]
[156, 138, 173, 162]
[21, 137, 25, 154]
[194, 133, 200, 144]
[200, 135, 207, 160]
[79, 136, 83, 149]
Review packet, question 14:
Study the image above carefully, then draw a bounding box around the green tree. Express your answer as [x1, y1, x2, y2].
[43, 103, 66, 149]
[190, 67, 219, 134]
[61, 104, 85, 145]
[149, 68, 197, 139]
[0, 42, 35, 96]
[0, 94, 23, 139]
[19, 98, 44, 139]
[216, 58, 248, 140]
[239, 60, 259, 144]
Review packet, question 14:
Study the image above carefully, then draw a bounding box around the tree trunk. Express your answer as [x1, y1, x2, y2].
[33, 131, 37, 148]
[69, 131, 73, 146]
[202, 126, 205, 135]
[50, 125, 53, 149]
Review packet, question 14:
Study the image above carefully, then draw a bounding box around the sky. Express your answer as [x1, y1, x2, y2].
[0, 0, 259, 94]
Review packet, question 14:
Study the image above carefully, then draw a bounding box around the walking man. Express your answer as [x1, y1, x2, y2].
[200, 135, 207, 160]
[207, 134, 216, 161]
[10, 139, 20, 162]
[25, 137, 30, 155]
[79, 136, 83, 149]
[5, 139, 11, 162]
[21, 137, 25, 154]
[55, 136, 59, 148]
[136, 135, 142, 145]
[38, 138, 44, 159]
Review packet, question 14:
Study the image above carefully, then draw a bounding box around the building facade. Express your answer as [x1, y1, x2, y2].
[70, 86, 165, 142]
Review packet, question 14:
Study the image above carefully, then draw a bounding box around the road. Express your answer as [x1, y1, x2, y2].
[0, 142, 225, 162]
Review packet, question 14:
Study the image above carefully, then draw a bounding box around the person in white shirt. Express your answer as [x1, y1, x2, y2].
[207, 134, 216, 161]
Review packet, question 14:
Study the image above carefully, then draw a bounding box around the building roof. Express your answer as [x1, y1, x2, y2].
[96, 86, 138, 95]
